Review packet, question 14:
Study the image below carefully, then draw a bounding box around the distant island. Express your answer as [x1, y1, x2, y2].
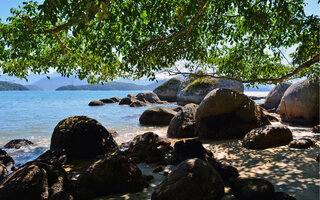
[0, 81, 29, 91]
[56, 80, 166, 91]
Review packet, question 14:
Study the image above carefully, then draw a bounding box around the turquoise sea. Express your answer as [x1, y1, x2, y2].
[0, 90, 268, 166]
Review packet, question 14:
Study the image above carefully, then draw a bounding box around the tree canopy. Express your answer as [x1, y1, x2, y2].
[0, 0, 319, 84]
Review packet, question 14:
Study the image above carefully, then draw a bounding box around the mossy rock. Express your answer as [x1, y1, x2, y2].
[153, 77, 185, 102]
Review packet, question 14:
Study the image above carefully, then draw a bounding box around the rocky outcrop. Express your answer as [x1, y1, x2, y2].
[4, 139, 33, 149]
[242, 125, 293, 149]
[88, 100, 105, 106]
[151, 158, 225, 200]
[177, 77, 244, 105]
[153, 77, 185, 102]
[195, 88, 270, 139]
[139, 107, 177, 126]
[0, 149, 14, 166]
[264, 82, 291, 110]
[137, 92, 161, 103]
[0, 161, 72, 200]
[279, 79, 319, 125]
[167, 104, 198, 138]
[289, 138, 316, 149]
[130, 100, 148, 107]
[50, 116, 118, 160]
[75, 153, 147, 200]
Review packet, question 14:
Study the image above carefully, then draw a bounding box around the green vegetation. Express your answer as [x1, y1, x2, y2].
[0, 81, 28, 90]
[155, 78, 182, 92]
[183, 77, 218, 93]
[0, 0, 319, 84]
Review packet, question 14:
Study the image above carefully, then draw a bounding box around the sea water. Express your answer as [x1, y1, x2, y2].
[0, 90, 268, 166]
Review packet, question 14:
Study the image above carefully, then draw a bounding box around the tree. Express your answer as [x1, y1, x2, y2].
[0, 0, 319, 84]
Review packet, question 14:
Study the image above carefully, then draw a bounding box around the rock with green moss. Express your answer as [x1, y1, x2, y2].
[177, 77, 244, 105]
[153, 77, 185, 102]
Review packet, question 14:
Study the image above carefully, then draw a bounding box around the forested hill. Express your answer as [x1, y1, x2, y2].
[56, 80, 166, 91]
[0, 81, 29, 91]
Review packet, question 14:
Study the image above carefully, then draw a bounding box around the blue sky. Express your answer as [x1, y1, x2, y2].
[0, 0, 319, 22]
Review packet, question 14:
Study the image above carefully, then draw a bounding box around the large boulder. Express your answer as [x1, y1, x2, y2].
[4, 139, 33, 149]
[50, 116, 118, 160]
[279, 79, 319, 125]
[242, 125, 293, 149]
[152, 158, 225, 200]
[264, 82, 291, 110]
[136, 92, 161, 103]
[139, 107, 177, 126]
[75, 153, 147, 200]
[195, 88, 270, 139]
[153, 77, 185, 102]
[0, 161, 72, 200]
[167, 104, 198, 138]
[177, 77, 244, 105]
[0, 149, 14, 167]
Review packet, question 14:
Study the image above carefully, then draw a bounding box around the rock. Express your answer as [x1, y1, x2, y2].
[173, 106, 183, 112]
[243, 125, 293, 149]
[167, 103, 198, 138]
[0, 164, 7, 182]
[119, 97, 135, 105]
[4, 139, 33, 149]
[230, 178, 275, 200]
[153, 167, 163, 173]
[279, 79, 319, 125]
[264, 82, 292, 110]
[0, 161, 72, 200]
[110, 97, 121, 102]
[50, 116, 118, 160]
[272, 192, 297, 200]
[137, 92, 161, 103]
[177, 77, 244, 105]
[139, 106, 177, 126]
[88, 100, 105, 106]
[151, 158, 225, 200]
[317, 154, 319, 162]
[196, 88, 270, 139]
[130, 100, 148, 107]
[107, 129, 119, 137]
[75, 153, 147, 200]
[99, 98, 115, 103]
[0, 149, 14, 167]
[153, 77, 185, 102]
[313, 124, 320, 133]
[263, 111, 279, 122]
[127, 94, 136, 98]
[36, 149, 68, 166]
[289, 138, 316, 149]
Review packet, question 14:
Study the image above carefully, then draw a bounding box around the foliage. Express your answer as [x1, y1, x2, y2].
[0, 0, 319, 84]
[0, 81, 29, 90]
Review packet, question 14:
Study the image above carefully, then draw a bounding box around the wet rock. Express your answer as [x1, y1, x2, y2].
[196, 88, 270, 139]
[88, 100, 105, 106]
[4, 139, 33, 149]
[50, 116, 118, 160]
[137, 92, 161, 103]
[167, 103, 198, 138]
[139, 106, 177, 126]
[119, 97, 135, 105]
[264, 82, 291, 110]
[0, 149, 14, 167]
[272, 192, 297, 200]
[153, 77, 185, 102]
[0, 161, 72, 200]
[243, 125, 293, 149]
[75, 153, 147, 200]
[110, 97, 121, 102]
[279, 79, 319, 125]
[130, 100, 148, 107]
[289, 138, 316, 149]
[99, 98, 115, 103]
[313, 124, 320, 133]
[230, 178, 275, 200]
[152, 158, 225, 200]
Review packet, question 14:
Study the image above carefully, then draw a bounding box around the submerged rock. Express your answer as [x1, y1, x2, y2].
[195, 88, 270, 139]
[139, 107, 177, 126]
[0, 149, 14, 167]
[4, 139, 33, 149]
[264, 82, 291, 110]
[50, 116, 118, 160]
[88, 100, 105, 106]
[152, 158, 225, 200]
[153, 77, 185, 102]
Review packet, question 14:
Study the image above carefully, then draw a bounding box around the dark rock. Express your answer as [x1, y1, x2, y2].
[313, 124, 320, 133]
[264, 82, 292, 110]
[88, 100, 105, 106]
[99, 98, 115, 103]
[173, 106, 183, 112]
[316, 154, 319, 162]
[249, 96, 265, 100]
[130, 100, 148, 107]
[167, 103, 198, 138]
[139, 106, 177, 126]
[4, 139, 33, 149]
[110, 97, 122, 102]
[243, 125, 293, 149]
[272, 192, 297, 200]
[0, 164, 7, 182]
[36, 149, 68, 166]
[196, 88, 270, 139]
[279, 79, 319, 125]
[75, 153, 147, 200]
[153, 77, 185, 102]
[107, 129, 119, 137]
[153, 167, 164, 173]
[151, 158, 225, 200]
[263, 111, 279, 122]
[289, 138, 316, 149]
[0, 161, 72, 200]
[230, 178, 275, 200]
[137, 92, 161, 103]
[127, 94, 136, 98]
[0, 149, 14, 167]
[50, 116, 118, 160]
[143, 174, 154, 181]
[119, 97, 135, 105]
